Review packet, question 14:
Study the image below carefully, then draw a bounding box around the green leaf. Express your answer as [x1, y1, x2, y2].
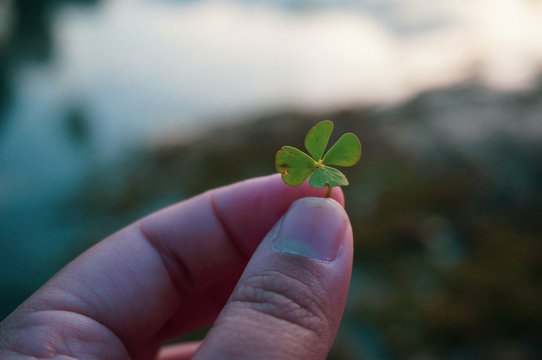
[305, 120, 333, 161]
[275, 146, 316, 187]
[275, 120, 361, 192]
[322, 133, 361, 167]
[309, 165, 349, 188]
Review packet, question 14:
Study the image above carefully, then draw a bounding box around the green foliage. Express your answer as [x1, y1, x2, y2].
[275, 146, 315, 187]
[275, 120, 361, 189]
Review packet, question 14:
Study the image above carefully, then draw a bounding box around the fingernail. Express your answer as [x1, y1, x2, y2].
[271, 197, 348, 261]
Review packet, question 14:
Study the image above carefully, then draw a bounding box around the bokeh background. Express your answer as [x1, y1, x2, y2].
[1, 0, 542, 358]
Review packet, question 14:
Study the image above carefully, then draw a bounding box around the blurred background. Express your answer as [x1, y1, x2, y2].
[1, 0, 542, 358]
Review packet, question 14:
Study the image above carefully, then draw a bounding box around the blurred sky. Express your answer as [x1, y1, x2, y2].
[1, 0, 542, 297]
[3, 0, 542, 153]
[38, 0, 542, 136]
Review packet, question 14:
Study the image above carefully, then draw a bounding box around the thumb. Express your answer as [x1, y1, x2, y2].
[193, 197, 353, 360]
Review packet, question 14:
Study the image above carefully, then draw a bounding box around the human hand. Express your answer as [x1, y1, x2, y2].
[0, 174, 353, 360]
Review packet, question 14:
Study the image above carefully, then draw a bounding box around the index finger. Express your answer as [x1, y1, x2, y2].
[21, 174, 344, 353]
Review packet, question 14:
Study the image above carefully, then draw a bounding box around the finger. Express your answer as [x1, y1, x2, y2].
[156, 341, 201, 360]
[6, 175, 343, 357]
[193, 197, 353, 360]
[141, 174, 343, 338]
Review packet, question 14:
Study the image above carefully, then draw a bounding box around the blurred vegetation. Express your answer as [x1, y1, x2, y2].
[74, 82, 542, 359]
[0, 0, 99, 126]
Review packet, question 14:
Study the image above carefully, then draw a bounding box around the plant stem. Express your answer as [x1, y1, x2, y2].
[326, 186, 332, 198]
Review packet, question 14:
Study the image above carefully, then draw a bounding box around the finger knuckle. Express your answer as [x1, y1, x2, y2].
[229, 270, 330, 338]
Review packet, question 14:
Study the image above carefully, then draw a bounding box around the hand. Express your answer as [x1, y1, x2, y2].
[0, 174, 353, 360]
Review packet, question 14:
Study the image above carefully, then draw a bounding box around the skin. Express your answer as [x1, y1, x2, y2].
[0, 174, 353, 359]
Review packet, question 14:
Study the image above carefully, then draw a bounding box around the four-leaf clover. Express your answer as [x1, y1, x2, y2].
[275, 120, 361, 192]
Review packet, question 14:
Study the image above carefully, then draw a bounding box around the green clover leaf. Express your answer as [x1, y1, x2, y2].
[275, 120, 361, 194]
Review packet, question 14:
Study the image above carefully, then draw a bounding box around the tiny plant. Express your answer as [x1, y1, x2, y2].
[276, 120, 361, 197]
